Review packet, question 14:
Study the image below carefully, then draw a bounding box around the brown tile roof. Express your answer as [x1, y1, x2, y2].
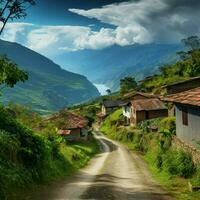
[123, 91, 158, 100]
[46, 111, 88, 129]
[132, 98, 167, 111]
[162, 87, 200, 107]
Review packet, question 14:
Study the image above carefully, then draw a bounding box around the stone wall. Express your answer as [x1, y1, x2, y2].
[172, 136, 200, 164]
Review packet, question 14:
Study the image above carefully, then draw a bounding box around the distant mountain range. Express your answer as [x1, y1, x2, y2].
[53, 43, 182, 91]
[0, 40, 100, 114]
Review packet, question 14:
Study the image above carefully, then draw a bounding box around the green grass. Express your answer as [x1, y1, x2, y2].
[144, 151, 200, 200]
[0, 106, 100, 200]
[100, 112, 200, 200]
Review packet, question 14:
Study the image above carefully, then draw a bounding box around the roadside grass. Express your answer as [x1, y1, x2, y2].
[100, 109, 200, 200]
[11, 135, 100, 200]
[60, 136, 100, 173]
[144, 151, 200, 200]
[0, 105, 100, 200]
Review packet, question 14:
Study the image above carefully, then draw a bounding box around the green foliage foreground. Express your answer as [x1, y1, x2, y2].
[0, 106, 99, 200]
[100, 109, 200, 200]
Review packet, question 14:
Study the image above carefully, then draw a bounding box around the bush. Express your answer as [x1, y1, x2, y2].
[165, 150, 196, 178]
[159, 117, 176, 133]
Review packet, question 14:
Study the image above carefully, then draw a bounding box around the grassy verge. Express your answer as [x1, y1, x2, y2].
[100, 109, 200, 200]
[0, 106, 100, 200]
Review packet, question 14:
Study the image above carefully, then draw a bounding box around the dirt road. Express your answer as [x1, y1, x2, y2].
[28, 131, 173, 200]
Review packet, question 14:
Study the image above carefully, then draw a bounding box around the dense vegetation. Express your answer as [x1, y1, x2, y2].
[100, 109, 200, 200]
[0, 105, 99, 200]
[139, 36, 200, 94]
[0, 39, 100, 114]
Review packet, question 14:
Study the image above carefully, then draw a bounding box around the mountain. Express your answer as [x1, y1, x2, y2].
[0, 40, 100, 114]
[53, 43, 182, 91]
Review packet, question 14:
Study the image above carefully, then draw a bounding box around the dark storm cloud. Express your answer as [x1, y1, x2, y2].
[70, 0, 200, 44]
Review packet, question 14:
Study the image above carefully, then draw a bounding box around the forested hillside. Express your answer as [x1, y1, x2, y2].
[0, 40, 100, 114]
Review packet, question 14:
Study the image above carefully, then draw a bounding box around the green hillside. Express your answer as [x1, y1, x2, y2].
[0, 40, 100, 113]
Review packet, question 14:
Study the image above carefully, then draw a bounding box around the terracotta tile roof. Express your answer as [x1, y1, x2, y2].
[162, 87, 200, 107]
[132, 98, 167, 111]
[46, 111, 88, 129]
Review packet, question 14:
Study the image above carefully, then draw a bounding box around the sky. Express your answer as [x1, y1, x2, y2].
[1, 0, 200, 58]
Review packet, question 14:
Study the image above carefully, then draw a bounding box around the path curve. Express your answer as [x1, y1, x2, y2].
[28, 131, 173, 200]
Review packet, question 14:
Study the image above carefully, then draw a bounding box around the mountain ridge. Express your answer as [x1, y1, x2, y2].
[0, 39, 100, 113]
[53, 43, 183, 90]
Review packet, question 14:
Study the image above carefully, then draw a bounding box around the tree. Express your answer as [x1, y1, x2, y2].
[0, 0, 36, 35]
[120, 76, 137, 95]
[182, 36, 200, 51]
[0, 56, 28, 91]
[177, 36, 200, 60]
[106, 89, 111, 95]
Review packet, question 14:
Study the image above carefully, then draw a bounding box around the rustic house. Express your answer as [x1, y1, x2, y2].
[131, 98, 168, 124]
[46, 111, 88, 141]
[97, 100, 124, 123]
[122, 92, 163, 125]
[102, 100, 124, 115]
[163, 87, 200, 148]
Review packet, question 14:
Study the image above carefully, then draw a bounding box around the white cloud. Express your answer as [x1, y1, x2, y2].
[1, 0, 200, 55]
[69, 0, 200, 44]
[2, 22, 150, 55]
[1, 22, 33, 42]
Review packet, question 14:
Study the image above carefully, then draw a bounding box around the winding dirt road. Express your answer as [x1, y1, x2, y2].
[28, 131, 173, 200]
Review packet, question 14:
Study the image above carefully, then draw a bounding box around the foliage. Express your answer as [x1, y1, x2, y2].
[139, 36, 200, 94]
[0, 56, 28, 90]
[164, 150, 196, 178]
[0, 0, 36, 35]
[0, 105, 99, 200]
[120, 76, 137, 95]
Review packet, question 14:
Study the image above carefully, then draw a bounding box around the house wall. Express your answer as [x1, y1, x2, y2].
[102, 105, 106, 115]
[102, 105, 115, 115]
[122, 105, 132, 118]
[148, 109, 168, 119]
[135, 109, 168, 124]
[176, 104, 200, 148]
[136, 111, 146, 123]
[65, 129, 81, 141]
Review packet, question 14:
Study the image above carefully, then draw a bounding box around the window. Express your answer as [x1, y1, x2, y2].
[182, 108, 188, 126]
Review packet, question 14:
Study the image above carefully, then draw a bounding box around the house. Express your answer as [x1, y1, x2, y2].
[45, 111, 88, 141]
[101, 100, 124, 116]
[165, 76, 200, 95]
[122, 92, 161, 125]
[131, 98, 168, 124]
[96, 100, 124, 124]
[163, 87, 200, 148]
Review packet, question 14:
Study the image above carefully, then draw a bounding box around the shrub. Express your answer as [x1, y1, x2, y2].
[165, 150, 196, 178]
[159, 117, 176, 133]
